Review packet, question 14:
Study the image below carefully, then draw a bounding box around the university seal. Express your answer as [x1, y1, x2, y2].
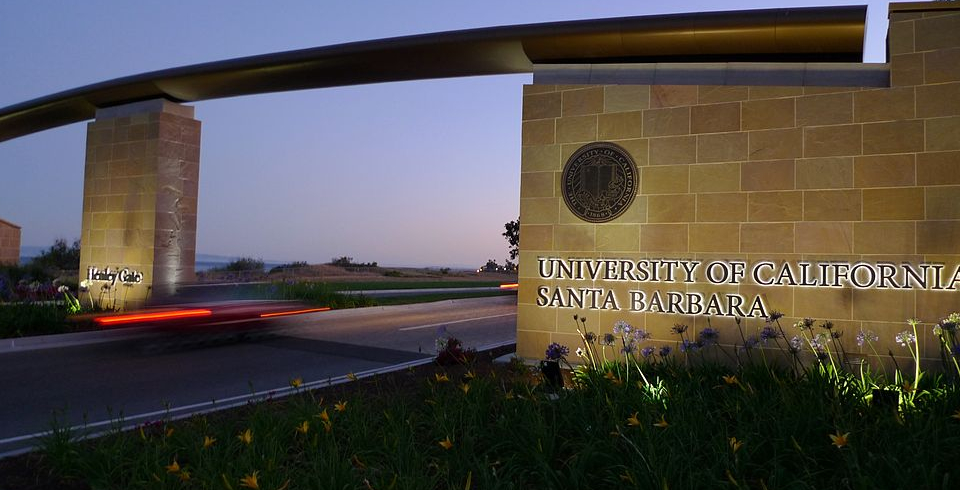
[561, 142, 637, 223]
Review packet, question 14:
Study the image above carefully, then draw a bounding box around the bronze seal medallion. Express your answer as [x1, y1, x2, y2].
[561, 142, 638, 222]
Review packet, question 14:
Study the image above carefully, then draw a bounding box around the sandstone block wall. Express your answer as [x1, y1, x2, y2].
[0, 219, 20, 266]
[517, 4, 960, 366]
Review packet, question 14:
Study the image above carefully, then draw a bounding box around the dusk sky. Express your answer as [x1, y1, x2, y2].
[0, 0, 895, 268]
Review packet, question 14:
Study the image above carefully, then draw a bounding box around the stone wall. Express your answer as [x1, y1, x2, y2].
[517, 4, 960, 366]
[0, 219, 20, 266]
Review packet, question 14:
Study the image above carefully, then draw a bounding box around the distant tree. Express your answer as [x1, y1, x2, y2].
[330, 256, 355, 267]
[223, 257, 265, 272]
[481, 259, 503, 273]
[31, 238, 81, 271]
[503, 218, 519, 261]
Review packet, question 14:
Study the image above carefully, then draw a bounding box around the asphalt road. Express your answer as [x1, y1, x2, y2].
[0, 296, 516, 456]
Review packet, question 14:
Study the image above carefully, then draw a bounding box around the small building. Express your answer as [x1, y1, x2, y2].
[0, 218, 21, 265]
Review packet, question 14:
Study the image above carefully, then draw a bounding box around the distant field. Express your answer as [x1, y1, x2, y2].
[332, 280, 508, 291]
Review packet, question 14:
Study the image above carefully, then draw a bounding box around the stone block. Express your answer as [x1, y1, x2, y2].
[698, 86, 748, 103]
[862, 120, 924, 155]
[925, 48, 960, 83]
[647, 194, 696, 223]
[917, 151, 960, 185]
[853, 154, 916, 188]
[596, 224, 641, 252]
[697, 132, 747, 163]
[649, 135, 696, 165]
[796, 92, 854, 126]
[650, 85, 698, 108]
[748, 128, 803, 160]
[524, 84, 557, 95]
[925, 186, 960, 219]
[803, 190, 861, 221]
[562, 87, 604, 116]
[520, 172, 556, 198]
[556, 115, 597, 143]
[522, 92, 561, 120]
[520, 224, 553, 250]
[641, 165, 689, 194]
[598, 111, 644, 139]
[697, 192, 748, 222]
[522, 145, 561, 172]
[795, 221, 854, 254]
[888, 19, 915, 56]
[612, 138, 649, 166]
[519, 197, 559, 224]
[891, 53, 925, 87]
[689, 223, 740, 253]
[925, 116, 960, 151]
[553, 225, 595, 251]
[854, 87, 916, 122]
[521, 119, 555, 146]
[916, 83, 960, 117]
[915, 13, 960, 51]
[742, 98, 795, 130]
[604, 85, 650, 113]
[690, 162, 741, 193]
[691, 102, 741, 134]
[748, 86, 803, 99]
[740, 223, 794, 253]
[748, 191, 803, 222]
[642, 107, 689, 137]
[794, 286, 852, 319]
[741, 159, 794, 191]
[796, 157, 853, 189]
[853, 289, 916, 322]
[863, 188, 925, 220]
[640, 223, 688, 252]
[804, 125, 862, 157]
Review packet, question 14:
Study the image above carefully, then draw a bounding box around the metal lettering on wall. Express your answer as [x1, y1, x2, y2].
[562, 142, 637, 223]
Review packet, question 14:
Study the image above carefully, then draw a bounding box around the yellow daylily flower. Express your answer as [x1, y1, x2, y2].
[335, 400, 348, 412]
[435, 373, 450, 383]
[626, 412, 641, 427]
[139, 426, 146, 440]
[179, 470, 191, 482]
[653, 415, 669, 428]
[322, 420, 333, 433]
[346, 372, 359, 382]
[203, 435, 217, 449]
[290, 377, 303, 388]
[460, 383, 471, 394]
[729, 436, 744, 453]
[464, 370, 476, 380]
[504, 390, 515, 400]
[295, 421, 310, 435]
[239, 471, 260, 489]
[317, 408, 330, 422]
[165, 460, 180, 473]
[439, 436, 454, 450]
[829, 431, 850, 448]
[165, 427, 175, 438]
[604, 370, 616, 381]
[238, 428, 253, 445]
[902, 381, 915, 393]
[722, 375, 739, 386]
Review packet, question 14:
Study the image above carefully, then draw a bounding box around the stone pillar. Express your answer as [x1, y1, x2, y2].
[79, 100, 200, 310]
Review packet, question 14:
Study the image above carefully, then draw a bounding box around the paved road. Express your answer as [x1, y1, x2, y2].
[0, 296, 516, 456]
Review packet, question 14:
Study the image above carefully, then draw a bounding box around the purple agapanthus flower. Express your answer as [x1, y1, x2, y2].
[659, 346, 672, 357]
[789, 336, 803, 353]
[641, 346, 655, 358]
[856, 329, 878, 347]
[741, 336, 760, 351]
[671, 324, 688, 335]
[759, 326, 781, 342]
[613, 320, 632, 335]
[698, 327, 719, 345]
[601, 333, 616, 346]
[545, 342, 570, 361]
[633, 328, 651, 342]
[895, 331, 916, 347]
[679, 339, 700, 353]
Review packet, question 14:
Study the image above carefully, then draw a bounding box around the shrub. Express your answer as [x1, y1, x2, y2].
[222, 257, 265, 272]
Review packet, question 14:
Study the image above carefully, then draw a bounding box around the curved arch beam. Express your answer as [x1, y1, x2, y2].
[0, 5, 866, 142]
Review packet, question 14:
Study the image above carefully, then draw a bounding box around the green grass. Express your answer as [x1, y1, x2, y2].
[36, 345, 960, 490]
[372, 290, 515, 306]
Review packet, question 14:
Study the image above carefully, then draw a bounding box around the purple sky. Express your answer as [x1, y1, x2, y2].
[0, 0, 893, 268]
